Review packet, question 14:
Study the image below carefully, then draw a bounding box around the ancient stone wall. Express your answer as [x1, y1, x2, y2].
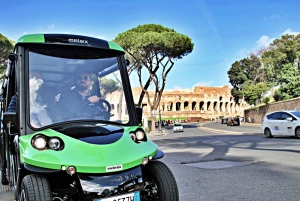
[132, 85, 249, 120]
[244, 97, 300, 124]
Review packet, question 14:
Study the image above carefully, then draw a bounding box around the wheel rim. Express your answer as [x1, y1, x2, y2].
[296, 128, 300, 137]
[20, 189, 26, 201]
[265, 129, 271, 137]
[142, 179, 159, 200]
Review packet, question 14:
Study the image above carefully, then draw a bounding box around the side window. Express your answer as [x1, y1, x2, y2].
[266, 114, 272, 119]
[271, 112, 282, 120]
[281, 112, 292, 120]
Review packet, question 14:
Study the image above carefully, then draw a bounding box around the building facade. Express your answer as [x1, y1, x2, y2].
[131, 85, 249, 121]
[105, 85, 249, 122]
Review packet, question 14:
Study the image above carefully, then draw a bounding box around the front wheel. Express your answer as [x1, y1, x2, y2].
[295, 127, 300, 138]
[141, 161, 179, 201]
[19, 174, 52, 201]
[264, 128, 273, 138]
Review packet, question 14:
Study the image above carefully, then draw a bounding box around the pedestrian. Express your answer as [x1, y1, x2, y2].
[248, 117, 251, 123]
[251, 117, 254, 123]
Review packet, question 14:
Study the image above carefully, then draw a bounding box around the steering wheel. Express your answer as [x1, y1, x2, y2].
[79, 99, 111, 120]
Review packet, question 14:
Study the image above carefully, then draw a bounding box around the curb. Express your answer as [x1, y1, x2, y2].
[147, 130, 168, 136]
[198, 126, 262, 135]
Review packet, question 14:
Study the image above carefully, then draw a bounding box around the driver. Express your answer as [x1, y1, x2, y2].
[58, 71, 105, 120]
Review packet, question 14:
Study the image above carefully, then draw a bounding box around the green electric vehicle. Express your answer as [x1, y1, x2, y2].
[0, 34, 179, 201]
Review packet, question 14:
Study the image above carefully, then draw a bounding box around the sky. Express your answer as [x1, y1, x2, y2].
[1, 0, 300, 90]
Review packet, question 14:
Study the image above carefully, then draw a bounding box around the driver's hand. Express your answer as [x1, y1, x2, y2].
[87, 95, 101, 103]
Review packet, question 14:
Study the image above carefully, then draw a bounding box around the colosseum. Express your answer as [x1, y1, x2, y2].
[131, 85, 249, 121]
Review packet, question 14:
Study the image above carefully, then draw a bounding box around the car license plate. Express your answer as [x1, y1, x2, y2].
[94, 191, 140, 201]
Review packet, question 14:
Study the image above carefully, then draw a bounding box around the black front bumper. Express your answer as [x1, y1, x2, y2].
[78, 166, 143, 197]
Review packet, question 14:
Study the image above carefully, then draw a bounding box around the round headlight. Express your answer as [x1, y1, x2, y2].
[32, 136, 47, 150]
[136, 130, 145, 141]
[67, 166, 76, 175]
[49, 138, 61, 150]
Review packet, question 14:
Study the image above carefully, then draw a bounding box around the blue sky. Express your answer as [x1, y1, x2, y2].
[1, 0, 299, 89]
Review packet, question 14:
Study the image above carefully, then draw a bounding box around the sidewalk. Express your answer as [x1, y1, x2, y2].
[147, 129, 168, 136]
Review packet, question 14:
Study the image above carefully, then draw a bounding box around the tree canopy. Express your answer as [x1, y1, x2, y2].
[113, 24, 193, 131]
[0, 33, 14, 80]
[227, 54, 268, 104]
[113, 24, 193, 109]
[228, 33, 300, 104]
[262, 34, 300, 100]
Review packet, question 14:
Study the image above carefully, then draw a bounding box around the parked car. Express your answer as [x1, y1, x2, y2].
[262, 110, 300, 138]
[227, 117, 240, 126]
[221, 118, 228, 124]
[173, 123, 184, 132]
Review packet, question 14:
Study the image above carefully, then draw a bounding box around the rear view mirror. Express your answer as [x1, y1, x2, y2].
[135, 107, 142, 125]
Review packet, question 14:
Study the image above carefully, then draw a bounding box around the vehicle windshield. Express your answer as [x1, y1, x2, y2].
[28, 48, 129, 128]
[174, 123, 182, 126]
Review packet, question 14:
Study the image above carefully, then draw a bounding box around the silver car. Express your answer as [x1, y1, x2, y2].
[261, 110, 300, 138]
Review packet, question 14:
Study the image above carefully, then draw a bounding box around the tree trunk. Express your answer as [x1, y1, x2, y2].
[151, 114, 156, 132]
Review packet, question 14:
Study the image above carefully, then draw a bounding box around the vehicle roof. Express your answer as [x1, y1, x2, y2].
[16, 33, 124, 52]
[267, 110, 300, 114]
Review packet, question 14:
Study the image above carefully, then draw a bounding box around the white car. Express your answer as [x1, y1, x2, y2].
[261, 110, 300, 138]
[173, 123, 184, 132]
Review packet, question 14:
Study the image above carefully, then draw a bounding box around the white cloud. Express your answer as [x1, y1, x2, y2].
[172, 85, 183, 90]
[172, 81, 213, 90]
[193, 81, 213, 87]
[255, 35, 275, 49]
[281, 28, 300, 36]
[238, 28, 300, 58]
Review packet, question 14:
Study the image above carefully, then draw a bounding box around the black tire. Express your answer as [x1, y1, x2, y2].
[295, 127, 300, 138]
[141, 161, 179, 201]
[19, 174, 52, 201]
[264, 128, 273, 138]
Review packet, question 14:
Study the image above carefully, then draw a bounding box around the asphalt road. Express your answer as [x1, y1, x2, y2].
[149, 122, 300, 201]
[2, 123, 300, 201]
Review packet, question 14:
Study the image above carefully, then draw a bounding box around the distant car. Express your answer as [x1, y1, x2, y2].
[221, 118, 228, 124]
[227, 117, 240, 126]
[173, 123, 184, 132]
[262, 110, 300, 138]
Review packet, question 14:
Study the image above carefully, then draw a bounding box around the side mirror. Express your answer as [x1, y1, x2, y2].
[286, 117, 293, 121]
[135, 107, 142, 125]
[3, 112, 18, 134]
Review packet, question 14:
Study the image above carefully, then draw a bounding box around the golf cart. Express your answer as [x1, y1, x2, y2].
[0, 34, 179, 201]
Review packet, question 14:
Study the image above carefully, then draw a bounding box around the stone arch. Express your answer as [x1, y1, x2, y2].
[176, 102, 181, 111]
[219, 102, 223, 112]
[213, 101, 218, 111]
[184, 101, 189, 110]
[160, 102, 165, 111]
[192, 101, 197, 110]
[225, 102, 229, 113]
[168, 102, 173, 111]
[207, 101, 211, 111]
[199, 101, 204, 110]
